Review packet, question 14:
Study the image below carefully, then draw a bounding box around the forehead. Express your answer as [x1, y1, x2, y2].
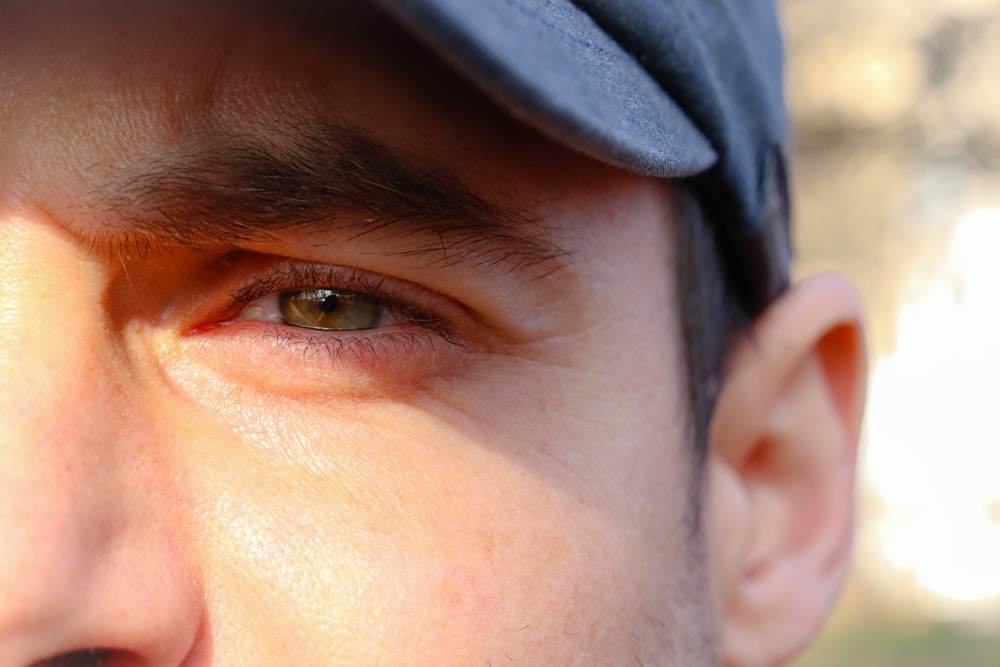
[1, 1, 595, 205]
[0, 0, 682, 335]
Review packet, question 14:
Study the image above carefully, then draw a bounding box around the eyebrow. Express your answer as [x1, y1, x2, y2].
[87, 124, 566, 272]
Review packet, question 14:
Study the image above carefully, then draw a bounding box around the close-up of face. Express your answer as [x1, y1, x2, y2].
[0, 2, 866, 666]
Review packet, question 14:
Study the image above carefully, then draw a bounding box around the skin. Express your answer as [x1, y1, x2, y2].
[0, 2, 867, 666]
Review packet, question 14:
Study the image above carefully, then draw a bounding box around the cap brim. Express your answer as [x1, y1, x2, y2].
[376, 0, 717, 179]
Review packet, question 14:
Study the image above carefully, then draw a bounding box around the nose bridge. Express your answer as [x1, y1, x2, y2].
[0, 217, 114, 492]
[0, 219, 202, 665]
[0, 217, 118, 491]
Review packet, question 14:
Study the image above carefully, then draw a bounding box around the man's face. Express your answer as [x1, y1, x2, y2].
[0, 1, 713, 665]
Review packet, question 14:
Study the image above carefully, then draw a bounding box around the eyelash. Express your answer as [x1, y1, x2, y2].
[191, 262, 462, 358]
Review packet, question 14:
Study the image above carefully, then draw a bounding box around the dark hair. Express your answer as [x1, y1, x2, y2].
[672, 184, 749, 473]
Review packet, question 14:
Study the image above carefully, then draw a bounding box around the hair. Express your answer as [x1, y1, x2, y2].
[671, 183, 750, 476]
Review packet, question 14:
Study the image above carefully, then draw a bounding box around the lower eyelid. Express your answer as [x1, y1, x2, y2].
[261, 326, 429, 360]
[172, 320, 464, 398]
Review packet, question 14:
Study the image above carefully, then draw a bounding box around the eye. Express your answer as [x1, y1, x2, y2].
[218, 263, 451, 339]
[234, 287, 404, 332]
[274, 288, 395, 331]
[178, 260, 472, 390]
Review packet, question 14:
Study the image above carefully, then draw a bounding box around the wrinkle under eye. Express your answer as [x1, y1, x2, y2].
[278, 289, 386, 330]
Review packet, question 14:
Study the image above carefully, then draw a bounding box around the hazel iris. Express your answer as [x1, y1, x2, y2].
[278, 289, 385, 330]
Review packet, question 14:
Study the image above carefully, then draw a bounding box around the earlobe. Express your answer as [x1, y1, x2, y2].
[706, 274, 867, 667]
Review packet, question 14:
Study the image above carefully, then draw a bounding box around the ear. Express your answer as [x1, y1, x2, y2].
[706, 274, 867, 667]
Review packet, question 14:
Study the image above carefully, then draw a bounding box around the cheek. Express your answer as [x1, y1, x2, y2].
[166, 390, 687, 665]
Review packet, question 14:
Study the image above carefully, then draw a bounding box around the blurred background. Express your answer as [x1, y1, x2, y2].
[780, 0, 1000, 665]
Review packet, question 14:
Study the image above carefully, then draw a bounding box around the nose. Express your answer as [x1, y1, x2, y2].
[0, 221, 203, 666]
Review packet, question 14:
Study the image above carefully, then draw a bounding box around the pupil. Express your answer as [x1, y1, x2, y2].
[316, 292, 342, 313]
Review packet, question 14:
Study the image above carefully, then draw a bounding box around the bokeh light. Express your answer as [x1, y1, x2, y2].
[869, 209, 1000, 607]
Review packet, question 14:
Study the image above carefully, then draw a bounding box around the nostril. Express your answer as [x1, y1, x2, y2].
[30, 649, 111, 667]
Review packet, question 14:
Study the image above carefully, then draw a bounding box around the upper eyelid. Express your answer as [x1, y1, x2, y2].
[227, 264, 384, 307]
